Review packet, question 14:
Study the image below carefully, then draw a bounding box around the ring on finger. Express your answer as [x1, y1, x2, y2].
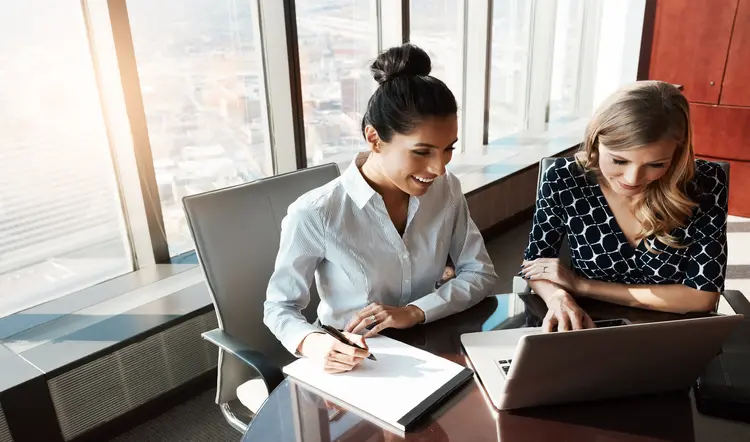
[369, 314, 377, 324]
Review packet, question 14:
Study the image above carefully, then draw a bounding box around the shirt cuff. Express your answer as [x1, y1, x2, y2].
[408, 293, 448, 324]
[281, 321, 322, 357]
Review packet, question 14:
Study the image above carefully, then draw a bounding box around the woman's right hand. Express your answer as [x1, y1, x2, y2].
[543, 291, 596, 332]
[297, 332, 371, 373]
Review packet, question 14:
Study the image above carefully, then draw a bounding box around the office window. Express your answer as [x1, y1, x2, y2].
[487, 0, 533, 142]
[549, 0, 585, 124]
[296, 0, 378, 168]
[410, 0, 464, 151]
[127, 0, 272, 257]
[410, 0, 465, 107]
[0, 2, 132, 318]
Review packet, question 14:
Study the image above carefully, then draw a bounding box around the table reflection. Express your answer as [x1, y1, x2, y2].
[241, 293, 750, 442]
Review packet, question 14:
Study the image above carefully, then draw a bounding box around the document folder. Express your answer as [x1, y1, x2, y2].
[282, 335, 473, 432]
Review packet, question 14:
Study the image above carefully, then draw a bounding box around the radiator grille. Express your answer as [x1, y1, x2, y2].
[48, 312, 219, 440]
[0, 404, 11, 442]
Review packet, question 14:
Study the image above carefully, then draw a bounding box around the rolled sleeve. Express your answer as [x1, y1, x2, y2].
[263, 201, 326, 355]
[409, 178, 498, 322]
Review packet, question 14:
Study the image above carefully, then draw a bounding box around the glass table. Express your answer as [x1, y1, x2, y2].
[242, 293, 750, 442]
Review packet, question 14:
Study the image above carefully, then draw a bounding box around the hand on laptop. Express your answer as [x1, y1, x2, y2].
[543, 291, 596, 332]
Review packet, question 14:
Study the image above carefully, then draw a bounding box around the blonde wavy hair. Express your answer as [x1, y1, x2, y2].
[575, 80, 696, 250]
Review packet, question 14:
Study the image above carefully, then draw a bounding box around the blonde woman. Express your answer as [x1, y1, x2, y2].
[520, 81, 728, 331]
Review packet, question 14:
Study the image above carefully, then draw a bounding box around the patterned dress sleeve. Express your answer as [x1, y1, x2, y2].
[682, 163, 728, 293]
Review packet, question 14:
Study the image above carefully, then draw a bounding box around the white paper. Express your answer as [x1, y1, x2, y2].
[282, 335, 466, 430]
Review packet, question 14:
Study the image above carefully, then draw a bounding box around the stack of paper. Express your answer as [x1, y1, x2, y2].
[282, 335, 473, 432]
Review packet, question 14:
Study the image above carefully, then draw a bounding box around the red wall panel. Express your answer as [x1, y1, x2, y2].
[721, 0, 750, 106]
[691, 104, 750, 161]
[648, 0, 738, 104]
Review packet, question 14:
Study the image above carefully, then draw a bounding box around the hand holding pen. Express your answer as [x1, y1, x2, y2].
[321, 325, 377, 361]
[297, 326, 374, 374]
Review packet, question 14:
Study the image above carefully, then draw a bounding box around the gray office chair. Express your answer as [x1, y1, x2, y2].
[513, 157, 730, 295]
[183, 163, 340, 433]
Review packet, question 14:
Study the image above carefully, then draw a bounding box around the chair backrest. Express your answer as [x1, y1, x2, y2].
[183, 163, 340, 401]
[718, 161, 730, 184]
[537, 158, 572, 266]
[536, 157, 731, 263]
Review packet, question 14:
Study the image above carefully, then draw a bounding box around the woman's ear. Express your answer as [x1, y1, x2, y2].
[364, 125, 382, 153]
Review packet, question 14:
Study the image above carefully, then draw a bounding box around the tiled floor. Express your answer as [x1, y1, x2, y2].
[723, 215, 750, 305]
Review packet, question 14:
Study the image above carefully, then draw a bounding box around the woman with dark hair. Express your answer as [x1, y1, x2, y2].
[264, 44, 498, 373]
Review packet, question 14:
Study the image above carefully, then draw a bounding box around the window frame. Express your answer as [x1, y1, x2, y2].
[2, 0, 645, 317]
[258, 0, 306, 173]
[101, 0, 625, 266]
[103, 0, 171, 265]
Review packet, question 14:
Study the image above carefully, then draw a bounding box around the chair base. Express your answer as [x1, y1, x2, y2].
[221, 400, 254, 433]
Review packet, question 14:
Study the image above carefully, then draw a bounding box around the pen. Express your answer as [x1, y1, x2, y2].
[320, 325, 377, 361]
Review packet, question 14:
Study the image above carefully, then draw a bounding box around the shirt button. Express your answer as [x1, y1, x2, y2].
[405, 279, 410, 284]
[401, 253, 409, 260]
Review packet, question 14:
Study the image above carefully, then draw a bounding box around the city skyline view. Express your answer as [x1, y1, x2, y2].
[0, 1, 132, 317]
[1, 0, 590, 319]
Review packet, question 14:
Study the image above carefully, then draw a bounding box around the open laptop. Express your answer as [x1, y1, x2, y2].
[461, 315, 744, 410]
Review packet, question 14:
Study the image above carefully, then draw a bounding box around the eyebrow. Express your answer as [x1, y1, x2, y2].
[413, 138, 459, 149]
[610, 153, 672, 162]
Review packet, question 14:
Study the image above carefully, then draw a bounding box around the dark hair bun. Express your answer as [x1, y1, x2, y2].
[370, 44, 432, 85]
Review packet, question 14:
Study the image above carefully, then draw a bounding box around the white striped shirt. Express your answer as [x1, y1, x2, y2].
[263, 155, 498, 354]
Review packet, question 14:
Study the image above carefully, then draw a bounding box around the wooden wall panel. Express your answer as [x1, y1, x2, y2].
[691, 103, 750, 161]
[721, 0, 750, 106]
[648, 0, 738, 104]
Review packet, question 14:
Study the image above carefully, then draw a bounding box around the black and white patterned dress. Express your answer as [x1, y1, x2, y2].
[523, 157, 728, 293]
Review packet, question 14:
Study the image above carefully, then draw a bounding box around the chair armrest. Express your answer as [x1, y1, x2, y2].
[202, 328, 284, 393]
[722, 290, 750, 316]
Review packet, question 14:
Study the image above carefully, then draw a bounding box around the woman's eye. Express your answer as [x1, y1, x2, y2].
[612, 159, 628, 165]
[649, 163, 666, 169]
[412, 150, 430, 156]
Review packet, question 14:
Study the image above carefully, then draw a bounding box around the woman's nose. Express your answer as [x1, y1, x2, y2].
[623, 166, 642, 185]
[428, 156, 447, 176]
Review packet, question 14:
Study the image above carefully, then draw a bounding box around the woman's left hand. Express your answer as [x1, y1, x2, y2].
[521, 258, 584, 294]
[344, 303, 426, 338]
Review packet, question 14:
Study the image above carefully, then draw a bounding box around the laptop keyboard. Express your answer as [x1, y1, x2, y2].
[594, 319, 629, 328]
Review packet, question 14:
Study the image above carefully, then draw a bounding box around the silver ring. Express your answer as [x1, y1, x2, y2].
[369, 314, 377, 324]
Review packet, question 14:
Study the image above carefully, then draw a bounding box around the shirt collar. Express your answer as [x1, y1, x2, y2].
[342, 152, 378, 209]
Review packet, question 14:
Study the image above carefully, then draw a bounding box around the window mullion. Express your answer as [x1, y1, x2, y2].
[462, 0, 492, 152]
[257, 0, 304, 173]
[105, 0, 170, 264]
[525, 0, 558, 132]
